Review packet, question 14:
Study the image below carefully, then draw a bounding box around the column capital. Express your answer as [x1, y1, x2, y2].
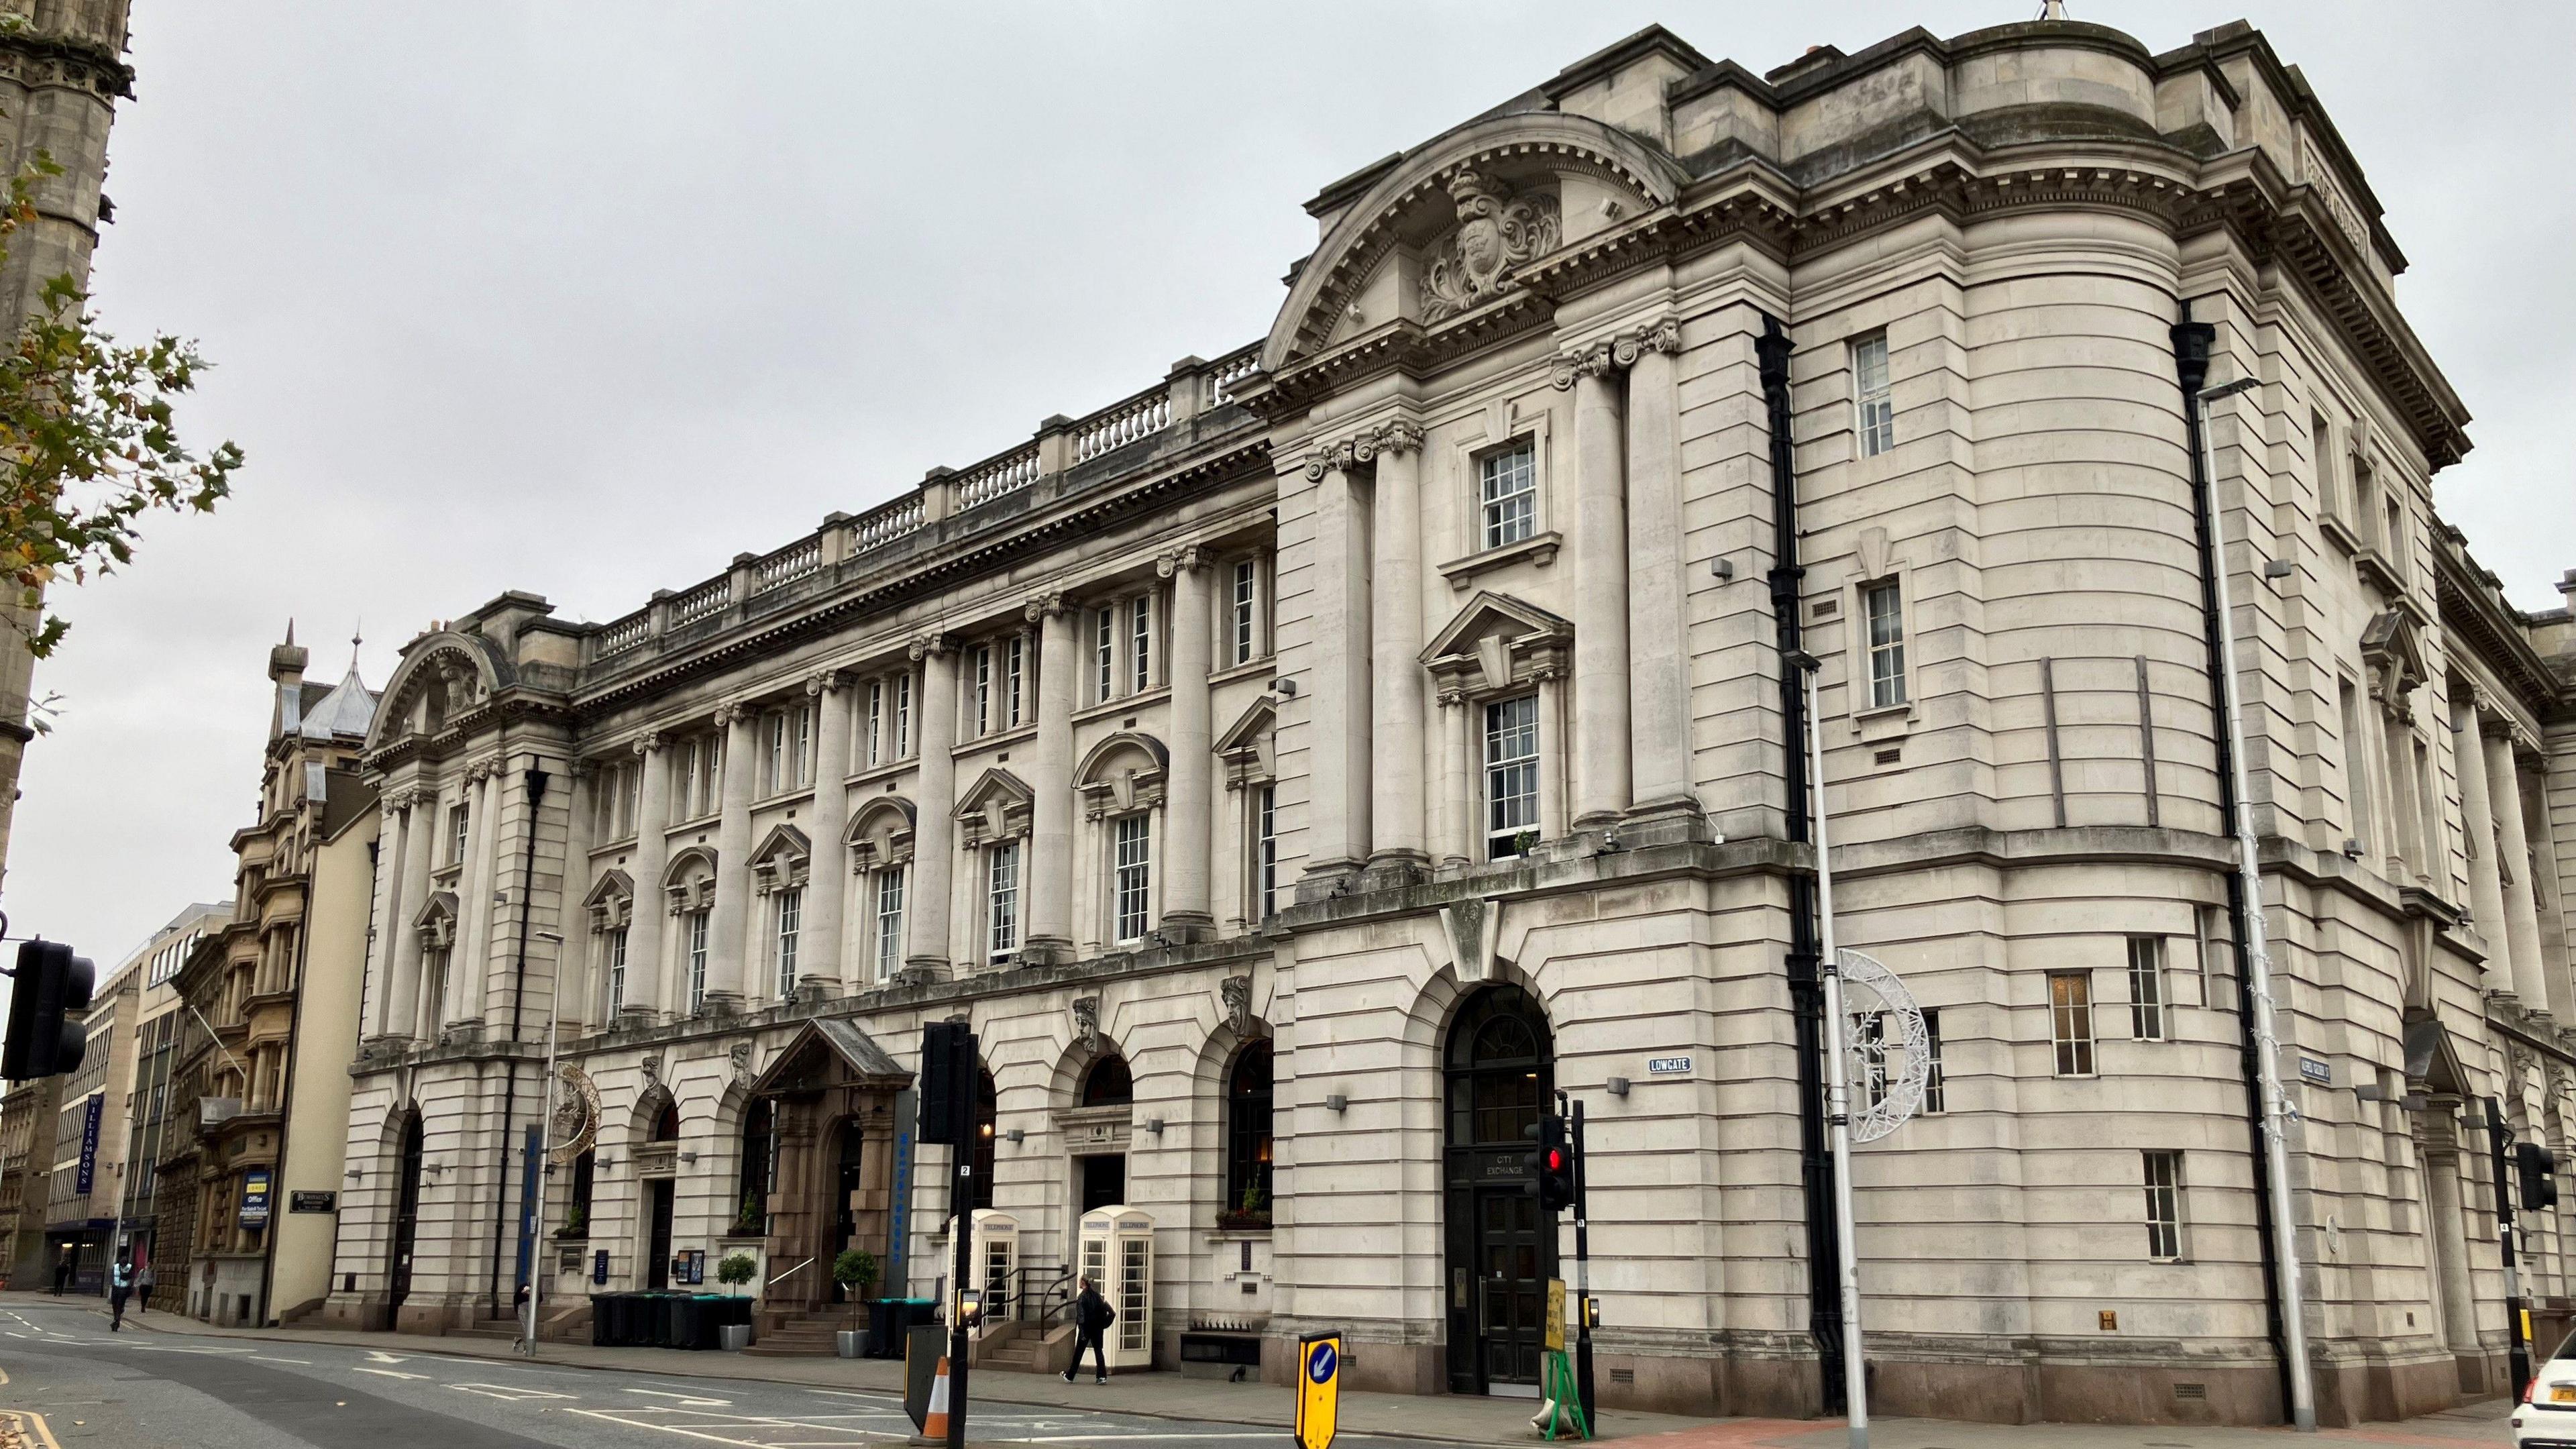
[1024, 590, 1073, 622]
[1370, 419, 1426, 455]
[465, 755, 500, 784]
[1303, 438, 1358, 481]
[908, 631, 953, 662]
[804, 667, 850, 698]
[1155, 544, 1203, 578]
[632, 729, 663, 757]
[1550, 339, 1617, 390]
[1611, 313, 1683, 366]
[713, 700, 755, 728]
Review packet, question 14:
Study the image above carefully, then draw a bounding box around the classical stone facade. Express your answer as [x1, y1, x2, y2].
[317, 18, 2576, 1429]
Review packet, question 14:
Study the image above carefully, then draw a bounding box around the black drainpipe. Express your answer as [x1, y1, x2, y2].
[1758, 313, 1844, 1415]
[488, 758, 549, 1319]
[2171, 316, 2295, 1419]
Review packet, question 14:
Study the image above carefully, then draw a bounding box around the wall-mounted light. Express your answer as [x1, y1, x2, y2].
[2263, 558, 2294, 580]
[1709, 557, 1735, 582]
[2341, 839, 2367, 859]
[1606, 1077, 1631, 1097]
[678, 1151, 698, 1165]
[1004, 1129, 1025, 1145]
[1144, 1118, 1165, 1136]
[1325, 1094, 1348, 1114]
[344, 1168, 364, 1180]
[1272, 678, 1298, 698]
[596, 1154, 617, 1171]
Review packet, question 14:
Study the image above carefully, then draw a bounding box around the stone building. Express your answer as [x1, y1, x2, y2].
[318, 17, 2575, 1429]
[156, 631, 378, 1325]
[109, 901, 228, 1292]
[0, 1073, 64, 1287]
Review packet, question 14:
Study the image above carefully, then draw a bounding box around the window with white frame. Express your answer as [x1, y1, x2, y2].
[1005, 635, 1025, 728]
[1479, 439, 1537, 550]
[1130, 594, 1153, 692]
[449, 802, 471, 865]
[606, 926, 628, 1016]
[762, 703, 814, 794]
[865, 680, 885, 767]
[686, 910, 710, 1012]
[2048, 972, 2094, 1076]
[986, 841, 1020, 963]
[1094, 608, 1116, 703]
[1852, 331, 1894, 457]
[894, 672, 914, 757]
[592, 759, 639, 841]
[1232, 557, 1262, 665]
[1113, 813, 1152, 943]
[971, 645, 994, 736]
[1484, 694, 1540, 859]
[677, 735, 720, 819]
[1864, 578, 1906, 709]
[2142, 1150, 2185, 1260]
[773, 887, 802, 997]
[1855, 1012, 1890, 1110]
[2127, 936, 2165, 1041]
[874, 867, 905, 981]
[1254, 784, 1277, 920]
[1921, 1008, 1945, 1114]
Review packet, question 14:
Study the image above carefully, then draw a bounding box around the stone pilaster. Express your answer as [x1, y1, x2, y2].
[381, 788, 430, 1041]
[1302, 447, 1370, 888]
[1026, 593, 1077, 961]
[1162, 547, 1218, 934]
[1366, 422, 1428, 875]
[2455, 697, 2514, 990]
[704, 702, 758, 1012]
[804, 670, 853, 996]
[906, 635, 959, 978]
[2488, 721, 2549, 1017]
[1618, 318, 1697, 823]
[623, 733, 669, 1021]
[1556, 341, 1631, 828]
[449, 759, 500, 1032]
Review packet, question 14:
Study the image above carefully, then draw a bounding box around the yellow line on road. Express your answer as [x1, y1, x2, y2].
[0, 1410, 64, 1449]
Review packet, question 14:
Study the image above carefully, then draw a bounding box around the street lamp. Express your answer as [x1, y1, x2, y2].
[2188, 371, 2316, 1433]
[523, 929, 568, 1357]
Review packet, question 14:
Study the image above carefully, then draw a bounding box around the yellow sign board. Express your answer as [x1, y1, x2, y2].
[1546, 1279, 1566, 1352]
[1295, 1331, 1341, 1449]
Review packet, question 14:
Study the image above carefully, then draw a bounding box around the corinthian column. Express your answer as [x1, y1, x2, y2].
[1368, 423, 1428, 873]
[2489, 722, 2551, 1015]
[1303, 446, 1370, 884]
[907, 635, 959, 977]
[1026, 594, 1077, 960]
[2454, 698, 2514, 985]
[449, 761, 500, 1030]
[382, 790, 431, 1040]
[1619, 319, 1694, 818]
[1557, 341, 1631, 828]
[623, 733, 669, 1020]
[1162, 547, 1217, 934]
[804, 672, 853, 996]
[704, 702, 758, 1011]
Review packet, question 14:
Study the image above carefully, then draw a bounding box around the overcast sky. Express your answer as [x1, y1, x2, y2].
[11, 1, 2569, 969]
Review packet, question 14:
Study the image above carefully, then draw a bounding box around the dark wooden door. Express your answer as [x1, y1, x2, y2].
[831, 1120, 864, 1301]
[388, 1114, 423, 1311]
[1473, 1187, 1547, 1388]
[645, 1180, 674, 1290]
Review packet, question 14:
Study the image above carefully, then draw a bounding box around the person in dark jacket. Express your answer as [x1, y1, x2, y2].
[50, 1246, 72, 1296]
[108, 1258, 131, 1331]
[1061, 1276, 1114, 1384]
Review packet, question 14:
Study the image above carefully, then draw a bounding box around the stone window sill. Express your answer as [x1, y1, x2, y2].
[1075, 685, 1171, 727]
[1438, 531, 1562, 590]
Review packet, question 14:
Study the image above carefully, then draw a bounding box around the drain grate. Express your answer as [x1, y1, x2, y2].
[2173, 1381, 2207, 1400]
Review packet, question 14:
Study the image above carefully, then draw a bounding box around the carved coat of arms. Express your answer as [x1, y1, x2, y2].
[1421, 170, 1560, 322]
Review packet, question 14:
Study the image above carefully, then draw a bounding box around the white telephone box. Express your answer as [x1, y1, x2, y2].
[971, 1207, 1020, 1331]
[1077, 1203, 1155, 1369]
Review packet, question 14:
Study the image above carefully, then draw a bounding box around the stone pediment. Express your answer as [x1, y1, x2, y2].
[847, 795, 916, 870]
[413, 890, 458, 949]
[1077, 732, 1169, 818]
[747, 822, 812, 895]
[1265, 113, 1684, 370]
[663, 845, 718, 915]
[582, 869, 634, 932]
[2360, 609, 2426, 708]
[751, 1018, 909, 1097]
[1422, 591, 1573, 700]
[955, 767, 1035, 847]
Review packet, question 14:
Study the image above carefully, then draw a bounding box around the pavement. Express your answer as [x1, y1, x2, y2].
[0, 1290, 2525, 1448]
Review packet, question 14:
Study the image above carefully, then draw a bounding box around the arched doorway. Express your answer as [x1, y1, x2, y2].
[388, 1111, 425, 1314]
[645, 1098, 680, 1289]
[1441, 985, 1553, 1396]
[1077, 1056, 1129, 1211]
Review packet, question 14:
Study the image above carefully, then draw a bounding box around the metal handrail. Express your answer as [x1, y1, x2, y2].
[995, 1262, 1076, 1332]
[767, 1256, 814, 1289]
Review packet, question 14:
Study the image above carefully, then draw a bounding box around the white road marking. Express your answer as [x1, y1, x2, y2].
[351, 1366, 429, 1381]
[448, 1382, 576, 1401]
[623, 1387, 733, 1405]
[364, 1350, 409, 1364]
[248, 1356, 312, 1365]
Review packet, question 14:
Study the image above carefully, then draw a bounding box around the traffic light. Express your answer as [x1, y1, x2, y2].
[1, 941, 95, 1081]
[1523, 1112, 1574, 1212]
[917, 1020, 976, 1145]
[2517, 1141, 2561, 1214]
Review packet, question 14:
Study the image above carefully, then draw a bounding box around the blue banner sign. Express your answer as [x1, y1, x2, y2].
[74, 1094, 102, 1195]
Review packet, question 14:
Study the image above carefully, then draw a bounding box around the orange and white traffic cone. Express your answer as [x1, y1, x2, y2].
[922, 1354, 952, 1440]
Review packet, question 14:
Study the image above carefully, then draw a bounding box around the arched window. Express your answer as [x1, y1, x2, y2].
[737, 1099, 773, 1232]
[1224, 1041, 1274, 1221]
[1081, 1054, 1133, 1108]
[1444, 985, 1551, 1147]
[653, 1101, 680, 1142]
[972, 1070, 998, 1211]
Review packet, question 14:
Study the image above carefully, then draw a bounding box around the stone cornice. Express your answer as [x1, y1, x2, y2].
[572, 433, 1272, 716]
[0, 31, 135, 101]
[2436, 543, 2565, 718]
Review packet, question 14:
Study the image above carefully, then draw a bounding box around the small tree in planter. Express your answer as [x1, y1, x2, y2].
[1217, 1185, 1271, 1231]
[833, 1248, 879, 1329]
[716, 1252, 758, 1297]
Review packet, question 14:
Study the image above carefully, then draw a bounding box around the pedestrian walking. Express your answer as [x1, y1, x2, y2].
[1061, 1275, 1114, 1385]
[134, 1263, 154, 1316]
[50, 1247, 72, 1297]
[108, 1258, 131, 1332]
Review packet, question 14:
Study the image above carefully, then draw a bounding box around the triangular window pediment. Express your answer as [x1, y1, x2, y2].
[955, 768, 1035, 847]
[1421, 590, 1573, 697]
[2361, 610, 2427, 710]
[583, 869, 635, 932]
[747, 823, 812, 896]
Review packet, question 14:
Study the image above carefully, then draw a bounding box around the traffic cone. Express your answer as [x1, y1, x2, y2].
[922, 1354, 951, 1440]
